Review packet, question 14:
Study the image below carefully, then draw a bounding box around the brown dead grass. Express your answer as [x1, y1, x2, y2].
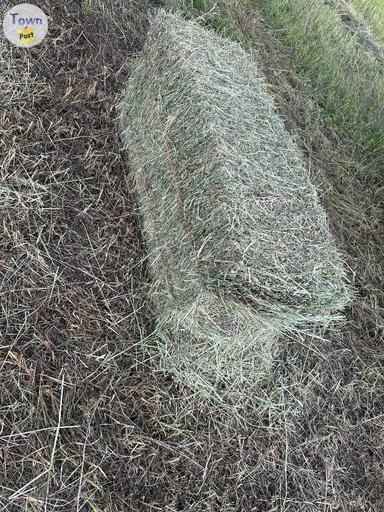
[0, 0, 383, 511]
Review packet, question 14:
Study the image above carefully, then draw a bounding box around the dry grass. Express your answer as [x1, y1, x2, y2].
[0, 0, 160, 509]
[0, 0, 383, 510]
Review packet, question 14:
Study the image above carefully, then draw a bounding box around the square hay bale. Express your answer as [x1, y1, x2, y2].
[119, 10, 351, 399]
[120, 9, 350, 324]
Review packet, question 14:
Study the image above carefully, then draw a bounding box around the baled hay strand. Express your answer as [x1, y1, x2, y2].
[120, 10, 350, 328]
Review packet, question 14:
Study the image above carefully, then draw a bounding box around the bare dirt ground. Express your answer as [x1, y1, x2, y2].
[1, 1, 383, 511]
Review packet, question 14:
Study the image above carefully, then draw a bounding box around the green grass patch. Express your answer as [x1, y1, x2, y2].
[253, 0, 384, 177]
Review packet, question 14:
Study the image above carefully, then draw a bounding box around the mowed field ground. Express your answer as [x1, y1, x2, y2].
[0, 0, 383, 511]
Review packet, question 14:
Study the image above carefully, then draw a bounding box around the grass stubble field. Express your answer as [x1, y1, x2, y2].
[0, 0, 383, 511]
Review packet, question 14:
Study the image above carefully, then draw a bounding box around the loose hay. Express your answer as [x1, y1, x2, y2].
[119, 9, 351, 398]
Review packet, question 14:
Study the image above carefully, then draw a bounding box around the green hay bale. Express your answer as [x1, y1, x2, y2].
[118, 10, 351, 398]
[120, 90, 280, 398]
[119, 80, 280, 397]
[120, 9, 350, 325]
